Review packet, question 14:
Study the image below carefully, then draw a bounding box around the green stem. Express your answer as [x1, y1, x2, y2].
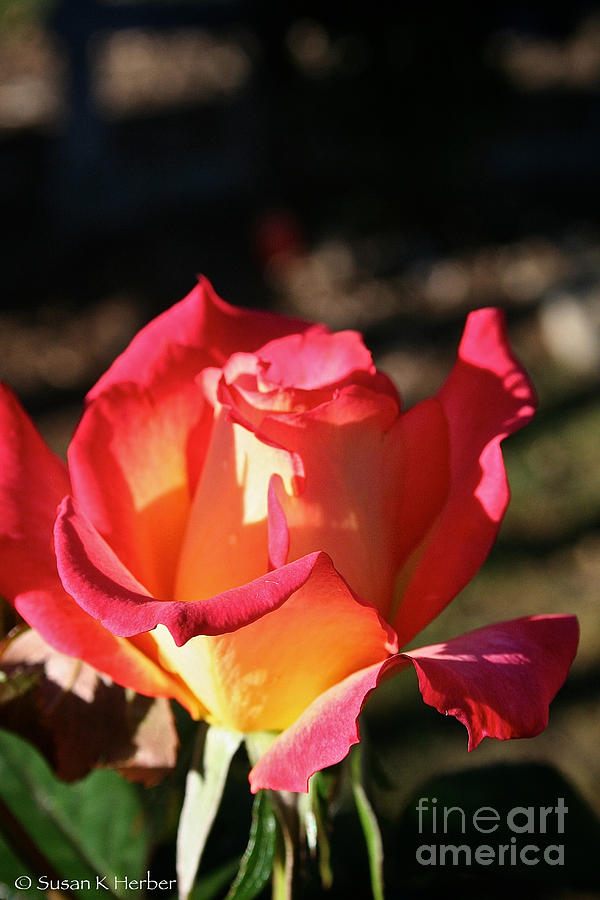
[308, 778, 333, 890]
[351, 746, 385, 900]
[271, 823, 292, 900]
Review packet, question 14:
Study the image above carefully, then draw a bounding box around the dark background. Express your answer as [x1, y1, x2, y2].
[1, 2, 600, 898]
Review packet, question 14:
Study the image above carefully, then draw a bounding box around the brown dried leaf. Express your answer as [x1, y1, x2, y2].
[0, 628, 178, 784]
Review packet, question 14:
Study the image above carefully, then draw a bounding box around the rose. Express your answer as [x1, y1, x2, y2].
[0, 278, 578, 792]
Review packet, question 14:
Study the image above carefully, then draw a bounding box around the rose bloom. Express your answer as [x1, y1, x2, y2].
[0, 279, 578, 792]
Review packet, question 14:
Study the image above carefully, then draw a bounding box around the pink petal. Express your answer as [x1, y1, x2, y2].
[249, 614, 578, 793]
[268, 474, 290, 569]
[393, 308, 536, 645]
[220, 331, 400, 425]
[87, 277, 312, 400]
[255, 327, 374, 391]
[249, 657, 409, 792]
[0, 385, 197, 711]
[404, 614, 579, 748]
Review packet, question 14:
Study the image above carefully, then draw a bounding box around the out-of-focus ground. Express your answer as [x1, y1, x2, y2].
[1, 2, 600, 897]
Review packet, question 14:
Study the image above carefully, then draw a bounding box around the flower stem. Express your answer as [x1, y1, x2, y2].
[271, 824, 293, 900]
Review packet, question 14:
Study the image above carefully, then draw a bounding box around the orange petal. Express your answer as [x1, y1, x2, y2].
[174, 404, 299, 604]
[162, 552, 395, 732]
[69, 346, 212, 599]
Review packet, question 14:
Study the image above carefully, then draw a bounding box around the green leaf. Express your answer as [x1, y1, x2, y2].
[243, 734, 292, 900]
[0, 806, 40, 900]
[225, 791, 277, 900]
[176, 724, 242, 900]
[0, 730, 148, 898]
[351, 745, 384, 900]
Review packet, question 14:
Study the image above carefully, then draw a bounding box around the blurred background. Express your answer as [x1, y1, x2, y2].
[1, 1, 600, 898]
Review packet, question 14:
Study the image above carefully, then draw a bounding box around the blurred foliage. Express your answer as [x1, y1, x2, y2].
[0, 0, 54, 27]
[503, 402, 600, 544]
[0, 731, 148, 898]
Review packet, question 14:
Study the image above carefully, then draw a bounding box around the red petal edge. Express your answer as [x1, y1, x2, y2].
[87, 277, 313, 401]
[54, 496, 391, 645]
[393, 308, 537, 646]
[248, 656, 409, 793]
[0, 385, 197, 707]
[249, 614, 578, 793]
